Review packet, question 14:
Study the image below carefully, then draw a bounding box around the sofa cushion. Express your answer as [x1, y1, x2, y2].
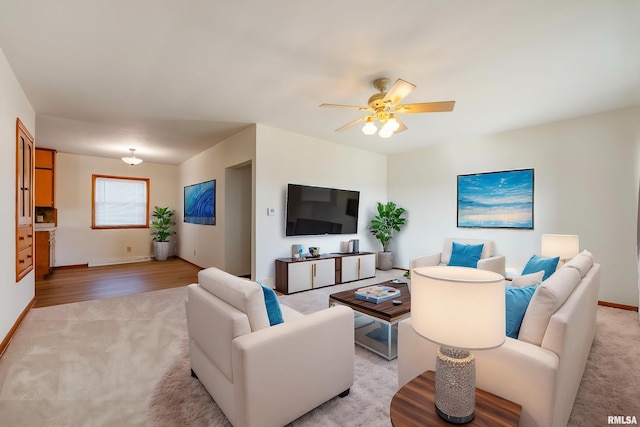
[518, 267, 581, 346]
[505, 284, 538, 338]
[511, 270, 544, 287]
[562, 250, 593, 278]
[522, 255, 560, 281]
[259, 282, 284, 326]
[448, 242, 484, 268]
[441, 238, 494, 264]
[197, 267, 270, 331]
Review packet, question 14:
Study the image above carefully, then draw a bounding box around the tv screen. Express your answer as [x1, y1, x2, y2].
[285, 184, 359, 236]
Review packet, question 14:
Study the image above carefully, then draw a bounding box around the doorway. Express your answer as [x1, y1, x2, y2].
[225, 162, 252, 278]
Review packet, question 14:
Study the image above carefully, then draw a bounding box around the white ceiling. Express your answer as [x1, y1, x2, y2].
[1, 0, 638, 165]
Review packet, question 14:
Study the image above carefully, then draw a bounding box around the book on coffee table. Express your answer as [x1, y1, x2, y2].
[354, 285, 400, 304]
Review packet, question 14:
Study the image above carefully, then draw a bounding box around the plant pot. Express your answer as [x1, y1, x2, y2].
[154, 241, 171, 261]
[378, 251, 394, 271]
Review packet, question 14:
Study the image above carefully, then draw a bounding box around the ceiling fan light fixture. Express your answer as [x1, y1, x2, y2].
[121, 148, 143, 165]
[362, 117, 377, 135]
[321, 77, 455, 139]
[385, 114, 400, 132]
[378, 127, 394, 138]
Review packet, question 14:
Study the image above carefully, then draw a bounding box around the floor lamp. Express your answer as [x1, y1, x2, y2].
[541, 234, 580, 264]
[411, 266, 505, 424]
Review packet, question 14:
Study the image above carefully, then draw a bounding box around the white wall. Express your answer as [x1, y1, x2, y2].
[177, 125, 255, 270]
[388, 107, 640, 307]
[0, 47, 36, 341]
[254, 125, 388, 285]
[54, 152, 179, 266]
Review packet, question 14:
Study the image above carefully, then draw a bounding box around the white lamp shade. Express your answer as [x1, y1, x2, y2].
[411, 266, 505, 350]
[541, 234, 579, 259]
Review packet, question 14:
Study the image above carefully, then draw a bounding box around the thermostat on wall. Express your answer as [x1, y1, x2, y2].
[267, 208, 276, 216]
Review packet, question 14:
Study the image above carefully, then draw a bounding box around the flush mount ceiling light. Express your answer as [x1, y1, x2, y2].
[121, 148, 143, 165]
[320, 77, 455, 138]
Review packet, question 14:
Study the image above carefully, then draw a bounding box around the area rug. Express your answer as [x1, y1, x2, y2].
[1, 273, 638, 426]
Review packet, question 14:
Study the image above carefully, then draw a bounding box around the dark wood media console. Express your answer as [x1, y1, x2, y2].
[275, 252, 376, 294]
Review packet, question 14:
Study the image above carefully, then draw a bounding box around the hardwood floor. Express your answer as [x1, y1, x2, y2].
[34, 257, 203, 308]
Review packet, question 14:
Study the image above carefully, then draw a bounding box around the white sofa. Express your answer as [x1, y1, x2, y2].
[398, 250, 601, 427]
[410, 238, 506, 276]
[186, 267, 354, 427]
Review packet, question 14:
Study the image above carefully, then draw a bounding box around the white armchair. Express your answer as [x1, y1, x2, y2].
[409, 238, 505, 276]
[186, 267, 354, 427]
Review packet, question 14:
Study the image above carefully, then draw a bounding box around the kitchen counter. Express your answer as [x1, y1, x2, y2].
[35, 223, 56, 231]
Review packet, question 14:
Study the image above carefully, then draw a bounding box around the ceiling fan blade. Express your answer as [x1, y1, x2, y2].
[383, 79, 416, 105]
[335, 115, 369, 132]
[394, 116, 408, 133]
[395, 101, 455, 114]
[320, 103, 371, 111]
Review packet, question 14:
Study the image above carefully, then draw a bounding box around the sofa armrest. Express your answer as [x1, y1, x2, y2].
[410, 252, 442, 269]
[398, 318, 559, 427]
[477, 255, 506, 276]
[232, 305, 354, 427]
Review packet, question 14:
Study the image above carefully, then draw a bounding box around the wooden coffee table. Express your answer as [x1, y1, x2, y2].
[329, 280, 410, 360]
[390, 370, 522, 426]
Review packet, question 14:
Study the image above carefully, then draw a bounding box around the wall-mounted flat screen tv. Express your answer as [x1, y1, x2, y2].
[285, 184, 359, 236]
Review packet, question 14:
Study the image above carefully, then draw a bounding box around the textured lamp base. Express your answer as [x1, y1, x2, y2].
[434, 346, 476, 424]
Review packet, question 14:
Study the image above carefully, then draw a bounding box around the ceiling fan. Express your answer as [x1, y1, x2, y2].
[320, 77, 455, 138]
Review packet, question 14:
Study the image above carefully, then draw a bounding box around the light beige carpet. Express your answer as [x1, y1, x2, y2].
[0, 272, 638, 426]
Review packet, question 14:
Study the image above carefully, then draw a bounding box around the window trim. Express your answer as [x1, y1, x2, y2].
[91, 174, 150, 229]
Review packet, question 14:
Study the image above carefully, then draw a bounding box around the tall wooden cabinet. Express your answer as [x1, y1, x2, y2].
[16, 119, 35, 281]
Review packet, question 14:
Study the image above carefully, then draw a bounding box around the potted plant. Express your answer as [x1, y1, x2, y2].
[369, 201, 407, 271]
[151, 206, 176, 261]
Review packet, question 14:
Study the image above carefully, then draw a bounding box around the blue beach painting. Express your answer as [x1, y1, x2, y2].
[457, 169, 534, 229]
[184, 180, 216, 225]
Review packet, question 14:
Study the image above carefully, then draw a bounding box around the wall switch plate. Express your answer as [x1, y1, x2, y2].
[267, 208, 276, 216]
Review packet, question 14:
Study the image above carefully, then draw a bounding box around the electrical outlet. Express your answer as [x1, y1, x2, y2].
[126, 246, 132, 253]
[193, 250, 196, 256]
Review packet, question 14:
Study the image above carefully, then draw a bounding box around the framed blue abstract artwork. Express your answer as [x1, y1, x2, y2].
[457, 169, 534, 229]
[184, 180, 216, 225]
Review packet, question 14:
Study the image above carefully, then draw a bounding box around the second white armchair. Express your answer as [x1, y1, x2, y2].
[409, 238, 505, 276]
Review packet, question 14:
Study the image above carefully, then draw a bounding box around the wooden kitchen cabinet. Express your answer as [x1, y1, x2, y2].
[35, 148, 56, 207]
[35, 230, 55, 280]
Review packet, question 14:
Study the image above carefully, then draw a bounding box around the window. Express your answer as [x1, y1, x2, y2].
[92, 175, 149, 229]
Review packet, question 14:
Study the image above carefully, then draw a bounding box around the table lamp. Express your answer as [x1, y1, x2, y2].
[411, 266, 505, 424]
[541, 234, 579, 264]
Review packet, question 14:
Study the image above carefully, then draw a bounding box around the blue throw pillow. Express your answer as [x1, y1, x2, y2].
[448, 242, 484, 268]
[522, 255, 560, 281]
[505, 284, 538, 338]
[258, 283, 284, 326]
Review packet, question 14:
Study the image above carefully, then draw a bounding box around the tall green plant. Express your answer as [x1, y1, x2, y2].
[151, 206, 176, 242]
[369, 201, 407, 252]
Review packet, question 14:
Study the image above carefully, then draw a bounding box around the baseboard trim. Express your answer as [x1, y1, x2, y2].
[176, 257, 203, 269]
[598, 300, 639, 312]
[88, 256, 152, 267]
[0, 296, 36, 358]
